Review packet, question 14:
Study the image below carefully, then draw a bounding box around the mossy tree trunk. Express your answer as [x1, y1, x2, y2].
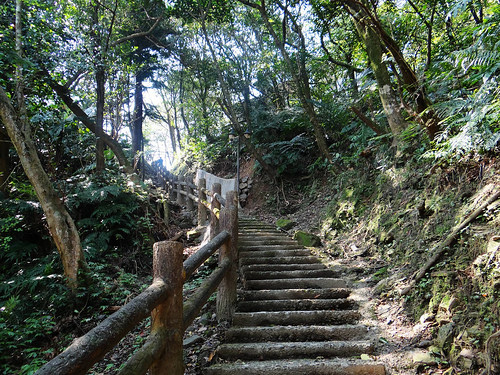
[351, 10, 408, 144]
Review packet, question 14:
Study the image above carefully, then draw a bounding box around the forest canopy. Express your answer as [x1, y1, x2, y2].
[0, 0, 499, 373]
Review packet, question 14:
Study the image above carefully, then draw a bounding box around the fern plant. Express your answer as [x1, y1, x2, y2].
[425, 4, 500, 160]
[261, 133, 315, 176]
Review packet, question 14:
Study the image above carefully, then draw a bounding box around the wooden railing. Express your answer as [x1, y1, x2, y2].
[35, 181, 239, 375]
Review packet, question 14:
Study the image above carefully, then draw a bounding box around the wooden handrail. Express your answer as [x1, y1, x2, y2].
[35, 187, 239, 375]
[183, 258, 231, 330]
[34, 280, 171, 375]
[183, 230, 230, 280]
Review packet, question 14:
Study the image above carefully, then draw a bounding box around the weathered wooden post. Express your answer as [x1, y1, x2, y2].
[150, 241, 184, 375]
[169, 177, 176, 201]
[186, 177, 194, 211]
[217, 190, 238, 322]
[159, 193, 169, 225]
[177, 176, 185, 206]
[210, 183, 222, 239]
[198, 178, 207, 227]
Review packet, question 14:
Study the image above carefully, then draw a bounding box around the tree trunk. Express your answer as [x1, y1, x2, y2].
[132, 71, 144, 173]
[352, 14, 408, 141]
[245, 0, 332, 161]
[345, 0, 440, 138]
[0, 87, 85, 289]
[167, 112, 177, 153]
[45, 74, 134, 174]
[0, 127, 9, 194]
[92, 2, 105, 172]
[95, 65, 106, 172]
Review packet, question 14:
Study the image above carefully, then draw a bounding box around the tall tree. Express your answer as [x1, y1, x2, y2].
[0, 0, 85, 289]
[341, 0, 441, 138]
[351, 9, 408, 142]
[239, 0, 333, 162]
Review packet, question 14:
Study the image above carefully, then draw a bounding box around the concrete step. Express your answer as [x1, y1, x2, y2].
[206, 358, 386, 375]
[237, 298, 354, 312]
[225, 324, 368, 342]
[244, 278, 347, 290]
[240, 249, 312, 258]
[239, 235, 296, 243]
[216, 340, 374, 361]
[239, 225, 276, 229]
[240, 256, 321, 266]
[239, 244, 304, 251]
[232, 310, 361, 326]
[241, 263, 326, 272]
[242, 268, 340, 280]
[238, 288, 351, 301]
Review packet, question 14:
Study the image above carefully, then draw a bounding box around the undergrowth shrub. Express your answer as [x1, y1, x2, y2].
[0, 170, 159, 374]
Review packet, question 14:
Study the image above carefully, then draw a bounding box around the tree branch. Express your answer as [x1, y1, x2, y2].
[41, 69, 133, 174]
[110, 17, 162, 47]
[320, 34, 363, 72]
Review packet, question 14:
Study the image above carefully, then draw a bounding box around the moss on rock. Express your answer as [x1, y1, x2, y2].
[293, 231, 322, 247]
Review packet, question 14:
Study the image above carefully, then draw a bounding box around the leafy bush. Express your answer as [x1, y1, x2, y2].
[261, 134, 315, 176]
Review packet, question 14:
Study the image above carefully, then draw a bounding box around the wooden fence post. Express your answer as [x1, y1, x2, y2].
[186, 177, 194, 211]
[150, 241, 184, 375]
[217, 190, 238, 322]
[169, 177, 176, 201]
[210, 183, 221, 240]
[176, 177, 183, 206]
[198, 178, 207, 226]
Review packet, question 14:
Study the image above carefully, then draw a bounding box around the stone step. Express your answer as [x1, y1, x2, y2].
[233, 310, 361, 326]
[206, 358, 386, 375]
[239, 244, 304, 251]
[241, 263, 326, 272]
[239, 230, 283, 234]
[239, 224, 276, 229]
[240, 256, 321, 266]
[240, 238, 297, 244]
[237, 298, 354, 312]
[244, 278, 347, 290]
[225, 324, 368, 342]
[216, 340, 374, 361]
[240, 249, 312, 258]
[238, 288, 351, 301]
[242, 268, 340, 280]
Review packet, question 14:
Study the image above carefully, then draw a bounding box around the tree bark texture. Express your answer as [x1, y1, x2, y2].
[344, 0, 440, 138]
[133, 71, 144, 173]
[92, 3, 106, 172]
[0, 87, 85, 289]
[0, 127, 9, 193]
[351, 9, 408, 142]
[95, 65, 106, 172]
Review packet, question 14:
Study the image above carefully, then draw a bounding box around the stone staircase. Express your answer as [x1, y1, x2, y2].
[207, 218, 386, 375]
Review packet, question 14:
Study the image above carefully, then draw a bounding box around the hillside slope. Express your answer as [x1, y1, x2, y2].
[242, 154, 499, 374]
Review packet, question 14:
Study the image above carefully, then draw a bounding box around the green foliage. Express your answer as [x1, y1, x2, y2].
[261, 134, 315, 176]
[65, 172, 154, 261]
[425, 5, 500, 160]
[170, 0, 234, 24]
